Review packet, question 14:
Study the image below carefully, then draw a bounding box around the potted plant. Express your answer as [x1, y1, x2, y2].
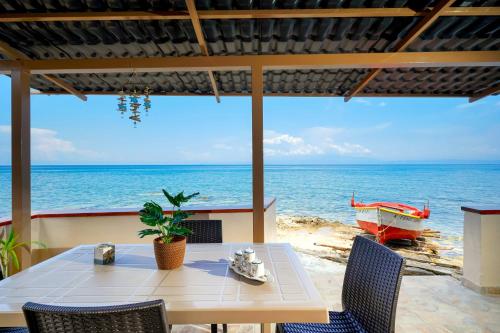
[0, 228, 45, 279]
[138, 189, 199, 270]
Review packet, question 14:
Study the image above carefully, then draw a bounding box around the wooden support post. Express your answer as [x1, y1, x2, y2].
[11, 68, 31, 271]
[252, 64, 264, 243]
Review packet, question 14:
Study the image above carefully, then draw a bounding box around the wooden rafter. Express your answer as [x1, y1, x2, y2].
[41, 75, 87, 101]
[0, 41, 87, 101]
[0, 7, 498, 23]
[444, 6, 500, 16]
[185, 0, 220, 103]
[469, 83, 500, 103]
[8, 51, 498, 74]
[344, 0, 456, 102]
[31, 90, 471, 98]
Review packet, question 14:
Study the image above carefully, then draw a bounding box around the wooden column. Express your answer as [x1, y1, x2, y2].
[252, 64, 264, 243]
[11, 68, 31, 270]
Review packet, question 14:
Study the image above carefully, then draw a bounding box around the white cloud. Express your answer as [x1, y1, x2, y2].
[264, 144, 324, 157]
[32, 128, 78, 157]
[352, 98, 372, 106]
[263, 131, 304, 145]
[456, 101, 485, 109]
[348, 98, 386, 108]
[263, 129, 371, 157]
[212, 143, 233, 150]
[0, 126, 10, 134]
[0, 125, 96, 161]
[372, 122, 392, 131]
[329, 142, 371, 155]
[264, 130, 319, 156]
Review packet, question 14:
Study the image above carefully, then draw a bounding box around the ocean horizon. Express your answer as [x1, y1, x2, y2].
[1, 163, 499, 255]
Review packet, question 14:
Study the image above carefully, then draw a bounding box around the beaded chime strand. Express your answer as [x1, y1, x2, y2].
[116, 72, 152, 127]
[129, 89, 141, 127]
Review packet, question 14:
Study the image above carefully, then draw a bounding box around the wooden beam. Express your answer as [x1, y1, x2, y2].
[0, 41, 86, 101]
[443, 6, 500, 16]
[469, 83, 500, 103]
[200, 8, 420, 19]
[251, 64, 264, 243]
[22, 51, 500, 74]
[207, 71, 220, 103]
[0, 7, 498, 23]
[186, 1, 208, 56]
[31, 90, 470, 98]
[41, 75, 87, 101]
[0, 60, 20, 73]
[200, 7, 498, 19]
[0, 11, 190, 23]
[0, 41, 27, 60]
[394, 0, 456, 51]
[185, 0, 220, 103]
[11, 68, 31, 272]
[344, 0, 456, 102]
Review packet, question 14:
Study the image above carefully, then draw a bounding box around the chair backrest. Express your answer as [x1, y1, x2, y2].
[22, 300, 169, 333]
[342, 236, 405, 333]
[179, 220, 223, 243]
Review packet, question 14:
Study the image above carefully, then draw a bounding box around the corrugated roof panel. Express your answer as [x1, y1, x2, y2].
[408, 16, 500, 51]
[362, 67, 500, 95]
[0, 0, 432, 12]
[1, 0, 499, 97]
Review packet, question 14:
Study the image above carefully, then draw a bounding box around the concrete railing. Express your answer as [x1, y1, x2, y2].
[0, 198, 277, 264]
[461, 205, 500, 295]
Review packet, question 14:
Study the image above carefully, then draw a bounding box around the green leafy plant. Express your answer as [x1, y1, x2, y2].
[0, 228, 45, 278]
[138, 190, 200, 244]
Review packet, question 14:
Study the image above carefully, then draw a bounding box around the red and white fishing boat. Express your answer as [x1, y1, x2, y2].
[351, 195, 430, 244]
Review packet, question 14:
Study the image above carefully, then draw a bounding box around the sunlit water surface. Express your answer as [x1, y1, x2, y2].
[1, 164, 499, 255]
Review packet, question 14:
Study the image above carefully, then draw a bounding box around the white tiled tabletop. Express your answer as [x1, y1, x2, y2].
[0, 243, 328, 327]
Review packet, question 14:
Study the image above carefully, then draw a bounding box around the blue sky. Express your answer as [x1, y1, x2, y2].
[0, 75, 499, 165]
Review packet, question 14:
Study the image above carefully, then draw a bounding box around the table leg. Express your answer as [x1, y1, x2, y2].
[260, 323, 275, 333]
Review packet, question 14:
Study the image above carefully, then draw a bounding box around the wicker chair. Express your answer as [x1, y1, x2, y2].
[277, 235, 405, 333]
[178, 219, 226, 333]
[22, 299, 169, 333]
[179, 219, 223, 244]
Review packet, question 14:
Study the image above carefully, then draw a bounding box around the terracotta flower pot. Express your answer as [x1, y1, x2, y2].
[153, 236, 186, 270]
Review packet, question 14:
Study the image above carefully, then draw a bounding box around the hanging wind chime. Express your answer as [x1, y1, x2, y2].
[116, 71, 152, 127]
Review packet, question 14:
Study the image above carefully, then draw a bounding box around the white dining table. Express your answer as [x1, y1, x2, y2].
[0, 243, 329, 332]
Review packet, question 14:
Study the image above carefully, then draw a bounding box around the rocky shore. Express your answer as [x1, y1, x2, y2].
[276, 215, 463, 277]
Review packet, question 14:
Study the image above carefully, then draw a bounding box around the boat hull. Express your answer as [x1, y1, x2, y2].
[355, 207, 423, 244]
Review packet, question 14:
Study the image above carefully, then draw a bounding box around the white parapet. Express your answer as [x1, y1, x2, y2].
[461, 206, 500, 295]
[0, 198, 277, 264]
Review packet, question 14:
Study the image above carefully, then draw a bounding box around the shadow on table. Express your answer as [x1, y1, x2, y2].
[185, 259, 265, 285]
[112, 253, 157, 269]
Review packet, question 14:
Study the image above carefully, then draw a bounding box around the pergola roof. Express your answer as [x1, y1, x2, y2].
[0, 0, 499, 100]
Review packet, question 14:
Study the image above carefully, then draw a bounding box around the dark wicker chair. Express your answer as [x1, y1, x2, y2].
[179, 219, 223, 244]
[22, 299, 169, 333]
[277, 235, 405, 333]
[178, 219, 226, 333]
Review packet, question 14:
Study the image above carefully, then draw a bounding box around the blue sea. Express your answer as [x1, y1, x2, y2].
[1, 164, 499, 251]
